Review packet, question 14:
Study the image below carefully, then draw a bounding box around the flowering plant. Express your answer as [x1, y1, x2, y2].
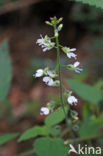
[34, 17, 82, 120]
[1, 15, 103, 156]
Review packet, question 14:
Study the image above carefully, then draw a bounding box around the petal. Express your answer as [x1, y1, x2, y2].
[67, 53, 77, 59]
[43, 76, 50, 83]
[70, 48, 76, 52]
[40, 107, 49, 115]
[67, 96, 78, 105]
[74, 61, 80, 67]
[66, 53, 71, 58]
[47, 71, 56, 78]
[43, 77, 54, 86]
[37, 69, 43, 73]
[48, 78, 54, 86]
[75, 68, 83, 73]
[35, 69, 43, 77]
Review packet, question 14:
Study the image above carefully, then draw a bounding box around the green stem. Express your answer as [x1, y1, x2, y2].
[54, 25, 69, 127]
[65, 134, 102, 144]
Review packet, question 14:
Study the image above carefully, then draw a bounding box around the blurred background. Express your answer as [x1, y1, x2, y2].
[0, 0, 103, 155]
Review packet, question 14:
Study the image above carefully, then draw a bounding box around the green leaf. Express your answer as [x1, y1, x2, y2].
[0, 133, 19, 145]
[66, 79, 103, 104]
[49, 126, 61, 137]
[82, 104, 93, 119]
[45, 106, 69, 126]
[34, 137, 68, 156]
[0, 40, 12, 101]
[18, 126, 49, 142]
[79, 115, 103, 138]
[74, 0, 103, 9]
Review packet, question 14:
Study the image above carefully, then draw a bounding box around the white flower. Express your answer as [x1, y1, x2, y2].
[67, 96, 78, 105]
[66, 52, 77, 59]
[62, 47, 77, 59]
[33, 69, 43, 77]
[47, 70, 56, 78]
[40, 107, 50, 115]
[36, 35, 55, 52]
[73, 61, 83, 73]
[43, 76, 54, 86]
[67, 61, 83, 73]
[67, 48, 77, 59]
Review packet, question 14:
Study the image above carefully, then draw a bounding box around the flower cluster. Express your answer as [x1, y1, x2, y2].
[36, 35, 55, 52]
[33, 68, 59, 87]
[33, 17, 83, 115]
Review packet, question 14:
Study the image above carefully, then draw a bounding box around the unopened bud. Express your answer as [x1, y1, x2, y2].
[45, 21, 52, 26]
[57, 17, 63, 24]
[58, 24, 63, 31]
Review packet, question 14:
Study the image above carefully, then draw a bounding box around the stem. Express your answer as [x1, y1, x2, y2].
[65, 134, 102, 144]
[54, 25, 69, 127]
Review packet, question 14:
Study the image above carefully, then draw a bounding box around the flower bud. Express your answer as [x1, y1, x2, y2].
[45, 21, 52, 26]
[58, 24, 63, 31]
[57, 17, 63, 24]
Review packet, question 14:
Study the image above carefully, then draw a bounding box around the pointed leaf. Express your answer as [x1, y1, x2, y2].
[0, 133, 19, 145]
[45, 106, 69, 126]
[66, 79, 103, 104]
[18, 126, 49, 142]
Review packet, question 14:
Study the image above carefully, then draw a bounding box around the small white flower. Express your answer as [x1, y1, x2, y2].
[73, 61, 83, 73]
[47, 70, 56, 78]
[36, 35, 55, 52]
[67, 61, 83, 73]
[66, 52, 77, 59]
[40, 107, 50, 115]
[43, 76, 54, 86]
[62, 47, 77, 59]
[33, 69, 43, 77]
[67, 96, 78, 105]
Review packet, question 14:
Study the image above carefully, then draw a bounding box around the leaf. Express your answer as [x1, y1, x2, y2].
[45, 106, 69, 126]
[66, 79, 103, 104]
[49, 126, 61, 137]
[34, 137, 68, 156]
[0, 133, 19, 145]
[79, 115, 103, 138]
[18, 126, 49, 142]
[0, 40, 12, 101]
[74, 0, 103, 9]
